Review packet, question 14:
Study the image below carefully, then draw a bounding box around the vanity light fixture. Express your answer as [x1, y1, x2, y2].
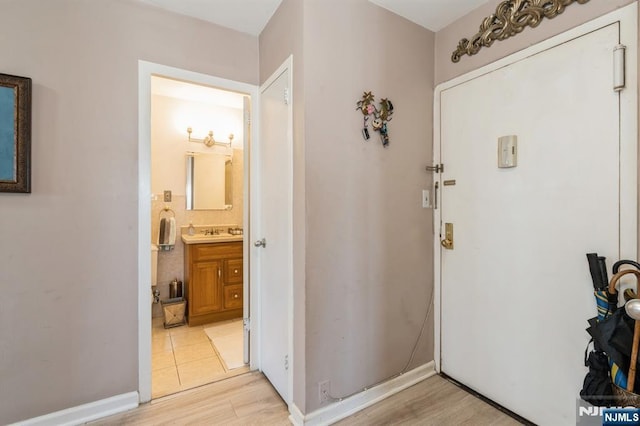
[187, 127, 234, 147]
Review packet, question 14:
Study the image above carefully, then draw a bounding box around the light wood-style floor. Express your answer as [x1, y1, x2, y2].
[95, 372, 521, 425]
[335, 375, 522, 426]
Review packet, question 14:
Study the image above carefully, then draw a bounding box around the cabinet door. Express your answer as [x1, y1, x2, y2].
[191, 260, 223, 315]
[224, 285, 243, 309]
[225, 258, 243, 284]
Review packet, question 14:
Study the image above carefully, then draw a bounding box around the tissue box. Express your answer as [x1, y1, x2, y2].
[161, 297, 186, 329]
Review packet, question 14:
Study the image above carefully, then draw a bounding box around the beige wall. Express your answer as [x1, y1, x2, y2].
[435, 0, 635, 84]
[259, 0, 308, 412]
[5, 0, 630, 422]
[0, 0, 257, 423]
[261, 0, 435, 414]
[151, 94, 244, 197]
[302, 0, 434, 413]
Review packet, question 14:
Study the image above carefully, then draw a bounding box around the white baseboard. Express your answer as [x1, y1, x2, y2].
[11, 391, 139, 426]
[289, 402, 306, 426]
[289, 361, 436, 426]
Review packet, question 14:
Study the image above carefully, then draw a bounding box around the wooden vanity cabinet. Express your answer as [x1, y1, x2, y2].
[184, 241, 243, 326]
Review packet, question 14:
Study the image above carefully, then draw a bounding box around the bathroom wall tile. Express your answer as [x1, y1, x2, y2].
[155, 282, 168, 299]
[152, 302, 163, 318]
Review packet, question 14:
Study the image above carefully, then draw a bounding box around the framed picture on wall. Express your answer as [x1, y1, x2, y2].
[0, 73, 31, 193]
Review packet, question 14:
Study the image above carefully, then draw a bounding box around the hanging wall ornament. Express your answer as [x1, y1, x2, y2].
[374, 98, 393, 147]
[356, 91, 375, 140]
[356, 92, 394, 147]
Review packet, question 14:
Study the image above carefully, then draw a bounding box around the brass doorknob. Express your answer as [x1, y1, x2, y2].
[441, 223, 454, 250]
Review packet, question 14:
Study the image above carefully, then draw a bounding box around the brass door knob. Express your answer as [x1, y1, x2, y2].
[441, 223, 454, 250]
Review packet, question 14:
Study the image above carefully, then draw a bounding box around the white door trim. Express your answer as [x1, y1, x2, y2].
[137, 61, 259, 403]
[256, 55, 295, 405]
[432, 3, 638, 373]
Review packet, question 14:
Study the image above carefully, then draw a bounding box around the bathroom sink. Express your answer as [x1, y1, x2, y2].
[181, 232, 243, 244]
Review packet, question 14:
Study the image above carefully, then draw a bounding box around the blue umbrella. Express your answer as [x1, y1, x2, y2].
[587, 253, 626, 388]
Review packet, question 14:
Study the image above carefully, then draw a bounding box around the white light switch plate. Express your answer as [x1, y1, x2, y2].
[422, 190, 430, 208]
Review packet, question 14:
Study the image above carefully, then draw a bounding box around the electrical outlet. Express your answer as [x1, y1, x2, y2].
[422, 189, 430, 208]
[319, 381, 330, 403]
[163, 190, 172, 202]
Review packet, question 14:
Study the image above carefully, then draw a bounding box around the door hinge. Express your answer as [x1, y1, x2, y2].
[284, 88, 290, 105]
[614, 44, 626, 92]
[426, 163, 444, 173]
[284, 354, 289, 370]
[243, 317, 250, 331]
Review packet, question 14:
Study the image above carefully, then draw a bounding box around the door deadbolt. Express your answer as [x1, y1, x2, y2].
[441, 223, 454, 250]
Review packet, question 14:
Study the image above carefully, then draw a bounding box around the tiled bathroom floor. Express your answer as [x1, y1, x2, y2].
[152, 317, 249, 399]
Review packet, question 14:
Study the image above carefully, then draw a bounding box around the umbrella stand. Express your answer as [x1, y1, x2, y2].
[626, 299, 640, 392]
[629, 321, 640, 392]
[610, 269, 640, 396]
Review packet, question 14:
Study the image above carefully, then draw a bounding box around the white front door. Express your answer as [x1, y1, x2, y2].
[437, 12, 636, 425]
[257, 59, 293, 402]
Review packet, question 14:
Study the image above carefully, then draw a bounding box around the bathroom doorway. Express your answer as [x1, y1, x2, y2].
[149, 75, 250, 399]
[138, 61, 259, 402]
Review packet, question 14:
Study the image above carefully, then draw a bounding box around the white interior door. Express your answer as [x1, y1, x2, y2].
[257, 60, 293, 402]
[438, 16, 636, 425]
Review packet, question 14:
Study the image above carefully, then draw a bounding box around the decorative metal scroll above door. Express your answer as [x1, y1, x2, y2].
[451, 0, 590, 63]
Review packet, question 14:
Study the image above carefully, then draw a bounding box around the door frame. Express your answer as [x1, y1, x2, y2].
[432, 3, 638, 373]
[255, 55, 295, 404]
[137, 61, 259, 403]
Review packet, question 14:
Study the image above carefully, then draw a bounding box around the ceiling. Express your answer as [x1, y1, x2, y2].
[151, 76, 245, 109]
[139, 0, 488, 35]
[139, 0, 284, 35]
[369, 0, 488, 32]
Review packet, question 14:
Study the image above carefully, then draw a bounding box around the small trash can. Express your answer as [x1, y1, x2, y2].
[161, 297, 186, 329]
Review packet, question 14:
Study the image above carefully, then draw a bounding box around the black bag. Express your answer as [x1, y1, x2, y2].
[580, 345, 614, 406]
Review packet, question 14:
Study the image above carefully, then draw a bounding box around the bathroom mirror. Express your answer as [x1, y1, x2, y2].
[185, 152, 233, 210]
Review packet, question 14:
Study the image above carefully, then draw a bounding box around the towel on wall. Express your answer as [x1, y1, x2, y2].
[164, 218, 172, 245]
[158, 218, 166, 245]
[167, 217, 176, 245]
